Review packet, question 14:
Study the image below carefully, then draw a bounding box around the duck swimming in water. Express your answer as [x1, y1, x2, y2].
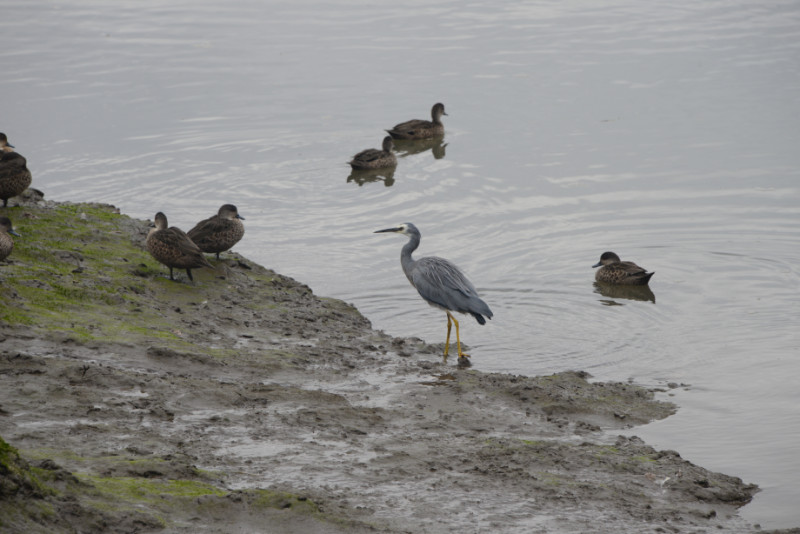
[386, 103, 447, 140]
[592, 251, 654, 285]
[349, 136, 397, 170]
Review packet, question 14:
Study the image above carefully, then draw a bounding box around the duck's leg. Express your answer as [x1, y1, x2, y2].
[186, 268, 194, 281]
[168, 266, 175, 280]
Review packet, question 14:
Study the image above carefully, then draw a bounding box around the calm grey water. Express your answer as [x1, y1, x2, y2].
[3, 0, 799, 529]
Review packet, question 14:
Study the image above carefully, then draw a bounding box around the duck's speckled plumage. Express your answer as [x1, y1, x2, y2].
[146, 212, 212, 281]
[349, 136, 397, 170]
[0, 216, 20, 261]
[187, 204, 246, 260]
[0, 144, 33, 207]
[386, 103, 447, 140]
[592, 251, 654, 285]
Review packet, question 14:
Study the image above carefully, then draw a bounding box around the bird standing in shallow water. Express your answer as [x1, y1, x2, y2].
[349, 136, 397, 170]
[592, 251, 654, 285]
[375, 222, 493, 361]
[0, 216, 20, 261]
[386, 103, 447, 140]
[146, 212, 212, 282]
[187, 204, 245, 260]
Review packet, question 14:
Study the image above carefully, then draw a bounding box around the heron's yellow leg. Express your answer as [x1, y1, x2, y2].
[446, 312, 469, 359]
[443, 313, 452, 358]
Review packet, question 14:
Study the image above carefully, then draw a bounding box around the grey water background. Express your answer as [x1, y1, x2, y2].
[2, 0, 799, 528]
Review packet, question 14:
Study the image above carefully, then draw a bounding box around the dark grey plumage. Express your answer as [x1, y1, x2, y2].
[0, 146, 33, 208]
[386, 103, 447, 140]
[592, 251, 654, 285]
[0, 216, 20, 261]
[375, 222, 492, 360]
[187, 204, 245, 260]
[146, 212, 212, 281]
[349, 136, 397, 170]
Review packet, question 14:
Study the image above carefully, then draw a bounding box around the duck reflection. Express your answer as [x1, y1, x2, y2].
[593, 282, 656, 304]
[347, 166, 396, 187]
[393, 137, 448, 160]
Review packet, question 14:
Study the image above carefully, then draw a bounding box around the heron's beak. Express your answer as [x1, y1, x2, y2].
[374, 227, 402, 234]
[592, 261, 602, 268]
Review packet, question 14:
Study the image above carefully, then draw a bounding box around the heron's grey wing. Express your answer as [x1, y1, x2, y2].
[411, 257, 492, 317]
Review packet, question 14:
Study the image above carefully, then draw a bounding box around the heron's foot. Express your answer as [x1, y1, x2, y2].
[457, 355, 472, 368]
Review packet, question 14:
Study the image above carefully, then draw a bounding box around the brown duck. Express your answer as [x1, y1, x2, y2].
[146, 212, 212, 281]
[592, 251, 654, 285]
[187, 204, 245, 260]
[0, 135, 33, 207]
[386, 103, 447, 140]
[0, 216, 20, 261]
[0, 133, 15, 153]
[349, 136, 397, 170]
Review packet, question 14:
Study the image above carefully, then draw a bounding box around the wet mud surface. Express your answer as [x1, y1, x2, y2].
[0, 195, 781, 533]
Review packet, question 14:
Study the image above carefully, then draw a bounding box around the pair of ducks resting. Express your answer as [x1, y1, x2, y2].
[0, 205, 244, 281]
[0, 133, 33, 208]
[146, 204, 245, 281]
[349, 103, 447, 170]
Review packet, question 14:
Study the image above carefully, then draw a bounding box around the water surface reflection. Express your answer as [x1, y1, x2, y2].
[393, 137, 448, 160]
[594, 282, 656, 304]
[347, 167, 396, 187]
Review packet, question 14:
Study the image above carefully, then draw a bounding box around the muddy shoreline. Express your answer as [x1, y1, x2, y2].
[0, 194, 781, 533]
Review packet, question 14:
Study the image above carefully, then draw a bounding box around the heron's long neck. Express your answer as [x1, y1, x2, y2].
[400, 234, 419, 283]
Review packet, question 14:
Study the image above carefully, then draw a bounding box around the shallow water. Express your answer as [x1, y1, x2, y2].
[3, 0, 799, 528]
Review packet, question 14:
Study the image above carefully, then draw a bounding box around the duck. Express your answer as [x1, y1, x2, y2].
[386, 103, 447, 140]
[0, 143, 33, 207]
[0, 216, 20, 261]
[187, 204, 246, 260]
[592, 251, 654, 285]
[349, 136, 397, 170]
[0, 133, 15, 152]
[146, 212, 212, 281]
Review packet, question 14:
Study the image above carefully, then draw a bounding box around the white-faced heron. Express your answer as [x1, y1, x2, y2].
[375, 222, 493, 360]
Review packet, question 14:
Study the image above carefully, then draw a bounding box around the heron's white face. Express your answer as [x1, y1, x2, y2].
[374, 222, 416, 236]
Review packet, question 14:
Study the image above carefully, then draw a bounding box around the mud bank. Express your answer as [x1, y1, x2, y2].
[0, 194, 778, 533]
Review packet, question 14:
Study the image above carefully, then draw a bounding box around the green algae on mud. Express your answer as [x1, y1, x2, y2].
[0, 200, 344, 354]
[1, 435, 339, 534]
